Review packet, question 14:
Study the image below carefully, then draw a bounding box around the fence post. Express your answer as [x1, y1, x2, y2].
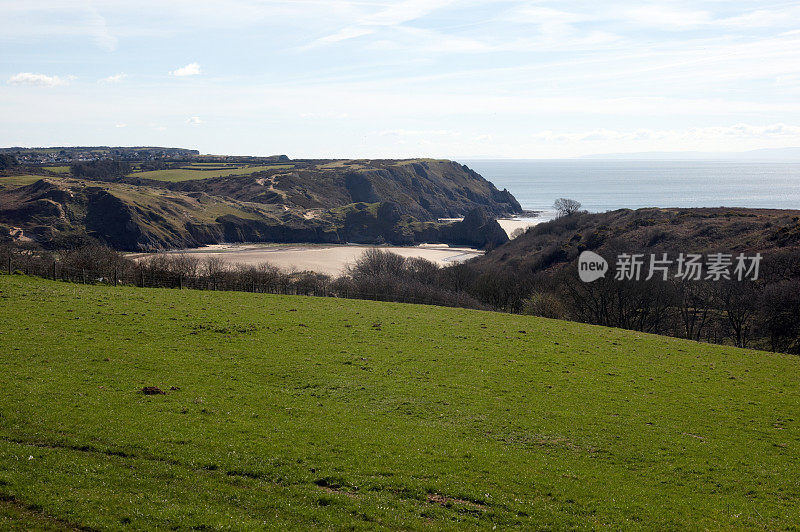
[52, 260, 56, 281]
[82, 269, 86, 284]
[6, 256, 10, 274]
[179, 274, 183, 290]
[113, 267, 117, 287]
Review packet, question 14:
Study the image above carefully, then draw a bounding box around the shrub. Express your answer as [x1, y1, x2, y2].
[523, 292, 568, 320]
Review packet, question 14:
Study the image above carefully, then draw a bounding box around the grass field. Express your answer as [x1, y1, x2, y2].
[0, 174, 53, 189]
[0, 275, 799, 529]
[130, 164, 294, 182]
[42, 166, 71, 174]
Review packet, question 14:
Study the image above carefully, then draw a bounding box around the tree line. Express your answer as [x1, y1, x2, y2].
[2, 238, 798, 355]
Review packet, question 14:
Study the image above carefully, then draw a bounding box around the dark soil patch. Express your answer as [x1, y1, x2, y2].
[426, 493, 486, 510]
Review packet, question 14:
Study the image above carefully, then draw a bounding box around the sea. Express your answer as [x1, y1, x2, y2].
[463, 159, 800, 221]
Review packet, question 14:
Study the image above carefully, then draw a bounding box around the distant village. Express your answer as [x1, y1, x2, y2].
[0, 146, 200, 166]
[0, 147, 293, 167]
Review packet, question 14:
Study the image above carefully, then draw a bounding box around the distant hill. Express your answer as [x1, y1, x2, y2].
[473, 207, 800, 274]
[578, 147, 800, 161]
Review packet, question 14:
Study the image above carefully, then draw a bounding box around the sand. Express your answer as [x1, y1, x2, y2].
[130, 244, 485, 276]
[497, 217, 541, 237]
[440, 216, 543, 238]
[129, 217, 546, 276]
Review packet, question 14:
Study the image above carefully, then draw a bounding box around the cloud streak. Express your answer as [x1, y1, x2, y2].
[99, 73, 127, 84]
[7, 72, 73, 87]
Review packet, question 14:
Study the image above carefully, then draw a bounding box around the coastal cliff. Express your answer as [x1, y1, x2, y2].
[0, 156, 520, 251]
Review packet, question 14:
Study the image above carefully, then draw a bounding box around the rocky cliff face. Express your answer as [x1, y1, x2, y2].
[167, 159, 521, 221]
[1, 158, 520, 251]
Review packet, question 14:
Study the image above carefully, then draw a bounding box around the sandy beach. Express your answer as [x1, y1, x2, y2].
[497, 217, 541, 236]
[130, 243, 486, 276]
[437, 216, 542, 237]
[129, 216, 545, 276]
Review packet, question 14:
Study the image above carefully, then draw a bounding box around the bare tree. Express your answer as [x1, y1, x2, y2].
[204, 256, 226, 278]
[553, 198, 582, 217]
[672, 279, 714, 341]
[759, 280, 800, 353]
[716, 280, 758, 348]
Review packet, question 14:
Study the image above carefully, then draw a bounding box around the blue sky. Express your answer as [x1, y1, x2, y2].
[2, 0, 800, 158]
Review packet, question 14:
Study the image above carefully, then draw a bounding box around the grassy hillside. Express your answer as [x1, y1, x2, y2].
[474, 207, 800, 273]
[130, 164, 294, 182]
[1, 275, 799, 529]
[0, 174, 49, 189]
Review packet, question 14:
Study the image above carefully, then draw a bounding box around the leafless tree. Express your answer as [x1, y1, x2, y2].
[553, 198, 582, 217]
[716, 280, 758, 348]
[672, 279, 714, 341]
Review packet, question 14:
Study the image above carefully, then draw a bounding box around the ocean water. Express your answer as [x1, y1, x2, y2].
[464, 159, 800, 219]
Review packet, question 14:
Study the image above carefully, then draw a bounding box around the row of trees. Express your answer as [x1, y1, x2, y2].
[536, 270, 800, 352]
[70, 159, 132, 180]
[0, 153, 18, 170]
[2, 241, 798, 355]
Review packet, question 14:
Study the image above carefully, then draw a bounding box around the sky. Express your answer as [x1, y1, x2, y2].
[2, 0, 800, 158]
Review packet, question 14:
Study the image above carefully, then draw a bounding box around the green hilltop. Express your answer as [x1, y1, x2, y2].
[1, 275, 799, 529]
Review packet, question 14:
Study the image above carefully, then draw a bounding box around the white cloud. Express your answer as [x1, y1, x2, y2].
[359, 0, 456, 27]
[187, 116, 203, 125]
[170, 63, 201, 77]
[100, 73, 127, 84]
[715, 7, 800, 30]
[620, 6, 711, 30]
[87, 5, 118, 51]
[303, 26, 375, 49]
[379, 129, 455, 137]
[303, 0, 457, 49]
[7, 72, 73, 87]
[300, 111, 349, 119]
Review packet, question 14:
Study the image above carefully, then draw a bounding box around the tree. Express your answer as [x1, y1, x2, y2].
[553, 198, 581, 217]
[0, 153, 18, 170]
[672, 279, 714, 341]
[759, 281, 800, 353]
[510, 227, 526, 239]
[716, 280, 758, 348]
[70, 159, 131, 180]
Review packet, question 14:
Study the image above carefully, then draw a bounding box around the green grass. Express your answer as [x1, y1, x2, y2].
[42, 166, 70, 174]
[0, 174, 52, 189]
[0, 275, 799, 530]
[130, 165, 294, 182]
[107, 184, 269, 223]
[185, 163, 246, 168]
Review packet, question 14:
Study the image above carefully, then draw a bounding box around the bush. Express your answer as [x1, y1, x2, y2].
[0, 153, 18, 170]
[70, 159, 131, 180]
[523, 292, 568, 320]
